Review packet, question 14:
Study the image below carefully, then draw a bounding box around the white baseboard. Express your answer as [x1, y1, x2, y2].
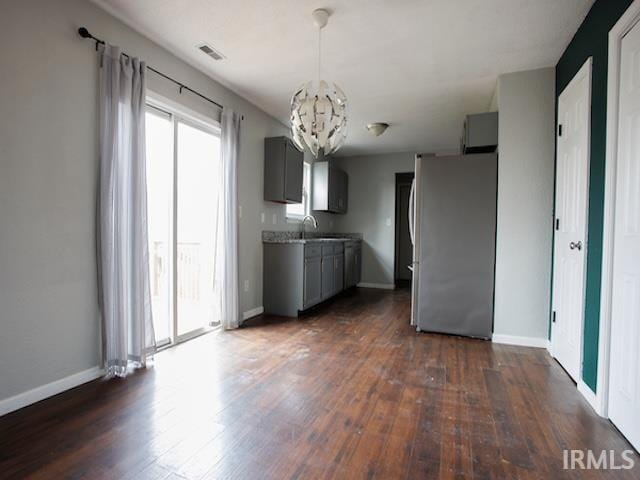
[242, 306, 264, 320]
[578, 380, 603, 415]
[491, 334, 548, 348]
[357, 282, 396, 290]
[0, 366, 104, 417]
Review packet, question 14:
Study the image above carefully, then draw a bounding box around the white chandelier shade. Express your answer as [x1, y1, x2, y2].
[290, 80, 348, 157]
[290, 9, 348, 158]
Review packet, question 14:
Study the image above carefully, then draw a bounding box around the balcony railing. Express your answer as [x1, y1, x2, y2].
[151, 241, 202, 302]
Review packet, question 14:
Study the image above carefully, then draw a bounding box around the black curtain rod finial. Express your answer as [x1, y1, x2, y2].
[78, 27, 92, 39]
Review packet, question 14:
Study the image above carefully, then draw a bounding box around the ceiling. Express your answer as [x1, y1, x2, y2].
[93, 0, 594, 157]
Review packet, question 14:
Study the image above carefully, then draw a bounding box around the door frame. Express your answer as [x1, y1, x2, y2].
[394, 172, 415, 286]
[550, 57, 593, 384]
[147, 91, 221, 350]
[597, 0, 640, 418]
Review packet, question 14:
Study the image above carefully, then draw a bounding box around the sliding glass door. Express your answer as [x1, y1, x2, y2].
[145, 101, 221, 348]
[146, 107, 173, 346]
[176, 120, 221, 338]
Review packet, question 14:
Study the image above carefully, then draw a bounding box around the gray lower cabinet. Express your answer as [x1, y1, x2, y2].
[321, 255, 334, 301]
[355, 245, 362, 284]
[303, 256, 322, 308]
[264, 241, 347, 317]
[344, 241, 362, 288]
[334, 254, 344, 292]
[345, 246, 355, 287]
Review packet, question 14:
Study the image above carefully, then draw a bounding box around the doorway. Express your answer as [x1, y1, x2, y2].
[145, 99, 222, 348]
[395, 172, 414, 287]
[550, 58, 592, 382]
[605, 13, 640, 451]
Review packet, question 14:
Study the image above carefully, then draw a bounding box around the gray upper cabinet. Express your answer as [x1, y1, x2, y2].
[313, 160, 348, 214]
[264, 136, 303, 203]
[461, 112, 498, 154]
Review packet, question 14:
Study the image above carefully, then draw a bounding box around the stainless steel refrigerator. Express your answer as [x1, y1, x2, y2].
[409, 153, 497, 339]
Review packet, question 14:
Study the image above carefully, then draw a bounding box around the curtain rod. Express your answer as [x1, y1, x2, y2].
[78, 27, 243, 119]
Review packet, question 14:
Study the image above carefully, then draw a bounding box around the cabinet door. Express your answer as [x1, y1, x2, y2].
[284, 141, 303, 203]
[355, 248, 362, 285]
[328, 167, 340, 212]
[321, 255, 334, 300]
[336, 170, 348, 213]
[303, 256, 322, 308]
[344, 247, 354, 287]
[334, 254, 344, 292]
[341, 171, 348, 213]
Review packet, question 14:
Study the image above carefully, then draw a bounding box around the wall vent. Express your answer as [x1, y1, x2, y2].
[197, 43, 226, 61]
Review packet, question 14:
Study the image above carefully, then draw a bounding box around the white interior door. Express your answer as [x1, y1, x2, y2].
[551, 58, 592, 382]
[608, 19, 640, 451]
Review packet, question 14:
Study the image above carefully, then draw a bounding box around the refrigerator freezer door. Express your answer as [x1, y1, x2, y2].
[410, 155, 422, 326]
[408, 178, 416, 246]
[416, 154, 497, 339]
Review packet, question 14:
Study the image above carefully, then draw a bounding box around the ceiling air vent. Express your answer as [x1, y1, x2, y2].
[197, 43, 226, 61]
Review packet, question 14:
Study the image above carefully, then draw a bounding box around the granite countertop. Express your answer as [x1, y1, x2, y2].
[263, 237, 354, 244]
[262, 231, 362, 244]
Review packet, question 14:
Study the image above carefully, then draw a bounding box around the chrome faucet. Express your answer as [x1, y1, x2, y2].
[301, 215, 318, 239]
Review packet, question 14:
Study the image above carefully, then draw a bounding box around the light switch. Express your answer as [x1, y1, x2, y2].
[386, 218, 392, 226]
[239, 205, 243, 219]
[272, 213, 277, 225]
[261, 212, 265, 223]
[243, 280, 249, 292]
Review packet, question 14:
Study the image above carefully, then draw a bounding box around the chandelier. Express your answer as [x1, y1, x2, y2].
[290, 9, 348, 158]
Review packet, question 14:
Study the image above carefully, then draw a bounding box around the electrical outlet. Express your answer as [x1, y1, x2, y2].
[386, 217, 391, 226]
[261, 212, 265, 223]
[272, 213, 277, 225]
[243, 280, 249, 292]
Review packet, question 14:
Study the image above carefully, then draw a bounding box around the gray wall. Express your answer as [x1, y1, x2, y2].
[493, 68, 556, 340]
[0, 0, 302, 402]
[333, 153, 415, 286]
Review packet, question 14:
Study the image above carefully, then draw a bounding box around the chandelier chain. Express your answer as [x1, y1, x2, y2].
[317, 27, 322, 86]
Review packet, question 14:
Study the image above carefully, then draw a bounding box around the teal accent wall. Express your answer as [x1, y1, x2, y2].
[555, 0, 633, 392]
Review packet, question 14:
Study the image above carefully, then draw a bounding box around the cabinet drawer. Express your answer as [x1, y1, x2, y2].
[305, 245, 322, 258]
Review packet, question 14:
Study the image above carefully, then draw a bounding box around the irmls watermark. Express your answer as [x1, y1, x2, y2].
[563, 449, 636, 470]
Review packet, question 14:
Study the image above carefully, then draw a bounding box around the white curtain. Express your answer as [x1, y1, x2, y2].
[97, 44, 155, 377]
[218, 108, 241, 329]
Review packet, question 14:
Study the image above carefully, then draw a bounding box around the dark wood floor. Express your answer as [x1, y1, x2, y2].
[1, 288, 638, 479]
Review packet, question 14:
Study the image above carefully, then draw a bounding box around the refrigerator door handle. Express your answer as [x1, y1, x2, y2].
[408, 178, 416, 246]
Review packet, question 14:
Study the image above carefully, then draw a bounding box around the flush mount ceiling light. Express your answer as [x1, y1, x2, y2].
[366, 123, 389, 137]
[290, 9, 348, 158]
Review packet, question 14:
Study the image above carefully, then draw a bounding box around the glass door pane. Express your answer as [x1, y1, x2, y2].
[176, 120, 221, 337]
[145, 108, 173, 345]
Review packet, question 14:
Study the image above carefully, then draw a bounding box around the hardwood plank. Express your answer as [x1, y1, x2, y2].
[0, 287, 637, 479]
